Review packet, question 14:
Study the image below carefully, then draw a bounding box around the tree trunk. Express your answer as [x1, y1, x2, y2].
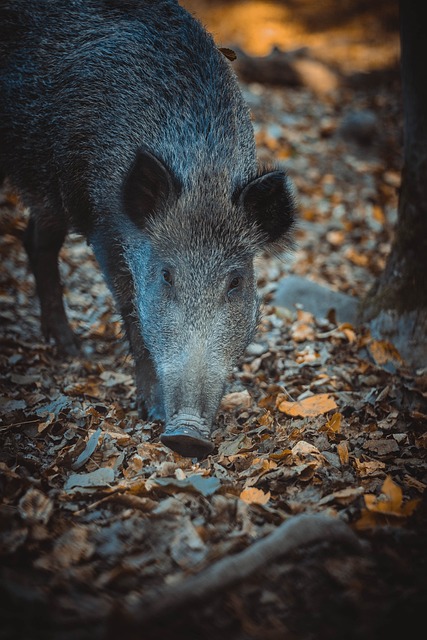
[360, 0, 427, 370]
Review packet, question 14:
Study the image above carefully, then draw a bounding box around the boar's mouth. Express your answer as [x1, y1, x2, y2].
[160, 412, 214, 458]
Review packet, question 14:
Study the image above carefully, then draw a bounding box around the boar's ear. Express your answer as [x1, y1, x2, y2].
[123, 148, 180, 227]
[239, 170, 296, 246]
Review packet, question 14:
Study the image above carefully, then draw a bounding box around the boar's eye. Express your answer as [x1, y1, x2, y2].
[162, 268, 173, 286]
[227, 274, 242, 297]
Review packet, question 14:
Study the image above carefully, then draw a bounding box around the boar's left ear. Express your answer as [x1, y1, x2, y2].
[123, 148, 181, 227]
[239, 170, 296, 246]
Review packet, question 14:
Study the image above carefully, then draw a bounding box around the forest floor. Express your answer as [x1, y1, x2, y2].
[1, 2, 426, 639]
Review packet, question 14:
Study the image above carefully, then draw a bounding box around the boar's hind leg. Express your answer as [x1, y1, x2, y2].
[23, 211, 79, 356]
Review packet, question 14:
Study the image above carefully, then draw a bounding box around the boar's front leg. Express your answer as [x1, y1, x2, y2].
[93, 243, 164, 421]
[120, 304, 165, 421]
[23, 211, 79, 355]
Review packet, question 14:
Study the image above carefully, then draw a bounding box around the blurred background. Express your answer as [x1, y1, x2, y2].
[181, 0, 399, 72]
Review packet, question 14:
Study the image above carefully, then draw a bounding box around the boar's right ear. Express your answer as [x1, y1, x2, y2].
[239, 170, 296, 247]
[123, 148, 180, 227]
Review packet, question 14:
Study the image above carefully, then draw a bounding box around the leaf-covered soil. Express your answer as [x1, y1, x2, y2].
[1, 2, 426, 639]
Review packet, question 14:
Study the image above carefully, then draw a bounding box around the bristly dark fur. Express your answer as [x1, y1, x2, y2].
[0, 0, 296, 456]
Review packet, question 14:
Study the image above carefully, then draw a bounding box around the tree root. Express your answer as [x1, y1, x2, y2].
[129, 513, 361, 625]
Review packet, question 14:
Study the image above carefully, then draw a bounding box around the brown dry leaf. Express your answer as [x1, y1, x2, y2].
[64, 379, 102, 398]
[364, 475, 420, 517]
[339, 323, 357, 343]
[295, 346, 320, 364]
[219, 46, 237, 61]
[270, 449, 293, 461]
[290, 311, 316, 342]
[37, 412, 56, 433]
[258, 394, 278, 410]
[218, 433, 253, 457]
[320, 412, 342, 436]
[404, 475, 426, 492]
[258, 410, 274, 428]
[296, 309, 314, 323]
[318, 486, 364, 506]
[240, 487, 271, 505]
[354, 510, 383, 530]
[221, 390, 252, 411]
[345, 247, 369, 267]
[291, 440, 321, 459]
[368, 340, 404, 367]
[277, 393, 337, 417]
[250, 457, 278, 474]
[337, 441, 349, 464]
[353, 457, 386, 477]
[363, 438, 399, 456]
[100, 370, 133, 387]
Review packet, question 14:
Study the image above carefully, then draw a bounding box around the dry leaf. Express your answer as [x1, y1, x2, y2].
[291, 319, 316, 342]
[240, 487, 271, 505]
[337, 441, 349, 464]
[219, 47, 237, 61]
[368, 340, 403, 367]
[320, 412, 342, 435]
[100, 371, 133, 387]
[71, 427, 103, 471]
[353, 458, 386, 477]
[152, 475, 220, 497]
[291, 441, 321, 458]
[357, 476, 421, 529]
[221, 390, 252, 411]
[270, 449, 293, 461]
[318, 486, 364, 506]
[218, 433, 253, 457]
[363, 439, 399, 455]
[64, 467, 115, 491]
[278, 393, 337, 417]
[364, 475, 419, 517]
[258, 411, 274, 428]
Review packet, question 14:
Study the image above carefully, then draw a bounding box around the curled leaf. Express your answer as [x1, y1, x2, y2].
[152, 475, 220, 497]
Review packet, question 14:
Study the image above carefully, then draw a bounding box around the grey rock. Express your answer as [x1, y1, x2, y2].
[273, 275, 360, 324]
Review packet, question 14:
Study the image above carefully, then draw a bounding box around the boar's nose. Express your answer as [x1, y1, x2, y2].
[160, 412, 214, 458]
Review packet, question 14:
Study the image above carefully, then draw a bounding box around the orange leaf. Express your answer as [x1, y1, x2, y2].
[240, 487, 271, 505]
[270, 449, 293, 461]
[258, 394, 277, 410]
[364, 475, 419, 517]
[258, 411, 274, 428]
[325, 413, 342, 433]
[278, 394, 337, 417]
[368, 340, 403, 367]
[337, 441, 349, 465]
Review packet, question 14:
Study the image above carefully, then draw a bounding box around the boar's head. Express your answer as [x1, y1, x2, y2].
[122, 148, 296, 458]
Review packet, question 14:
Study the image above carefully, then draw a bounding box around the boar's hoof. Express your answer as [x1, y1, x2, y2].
[161, 415, 214, 458]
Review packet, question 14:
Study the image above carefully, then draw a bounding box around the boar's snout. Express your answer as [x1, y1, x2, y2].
[160, 411, 214, 458]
